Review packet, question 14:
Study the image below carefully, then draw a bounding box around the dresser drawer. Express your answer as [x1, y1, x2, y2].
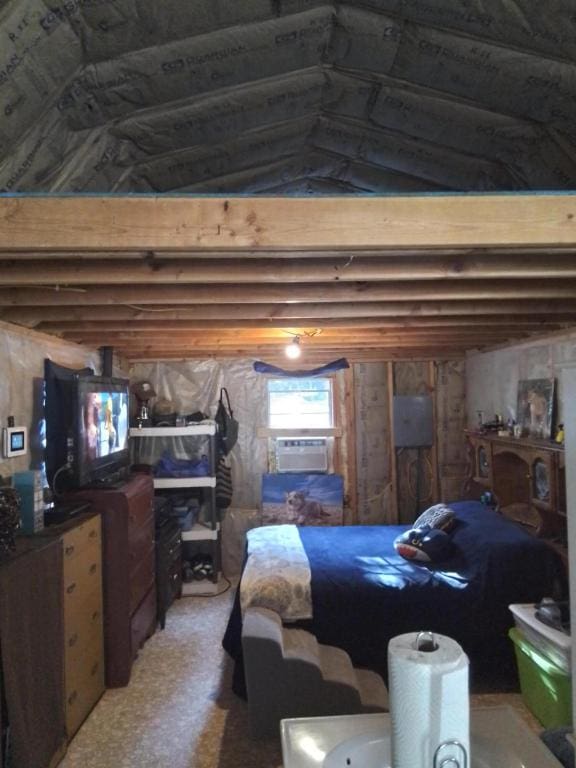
[62, 516, 101, 565]
[129, 511, 155, 570]
[130, 546, 155, 614]
[65, 588, 103, 677]
[128, 492, 154, 536]
[65, 639, 105, 738]
[131, 585, 156, 659]
[64, 557, 102, 622]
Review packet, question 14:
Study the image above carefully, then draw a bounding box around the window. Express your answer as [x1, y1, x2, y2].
[267, 378, 333, 429]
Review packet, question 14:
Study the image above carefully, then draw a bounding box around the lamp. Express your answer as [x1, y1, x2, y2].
[285, 336, 302, 359]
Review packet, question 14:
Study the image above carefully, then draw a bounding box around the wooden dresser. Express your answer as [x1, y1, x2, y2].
[73, 474, 156, 687]
[464, 431, 567, 556]
[61, 513, 105, 738]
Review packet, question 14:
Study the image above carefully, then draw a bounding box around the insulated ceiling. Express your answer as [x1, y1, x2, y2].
[3, 0, 576, 194]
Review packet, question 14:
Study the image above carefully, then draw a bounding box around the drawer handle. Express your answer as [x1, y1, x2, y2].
[89, 529, 97, 538]
[171, 573, 179, 582]
[92, 610, 100, 622]
[68, 633, 78, 648]
[67, 582, 76, 595]
[68, 690, 78, 706]
[90, 661, 99, 677]
[65, 545, 75, 556]
[89, 563, 98, 575]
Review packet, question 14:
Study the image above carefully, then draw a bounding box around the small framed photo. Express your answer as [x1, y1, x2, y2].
[516, 378, 555, 439]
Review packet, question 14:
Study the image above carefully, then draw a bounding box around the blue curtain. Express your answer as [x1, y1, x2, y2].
[253, 358, 349, 377]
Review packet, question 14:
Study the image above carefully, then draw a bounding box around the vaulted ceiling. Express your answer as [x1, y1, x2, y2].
[2, 3, 576, 361]
[2, 1, 576, 195]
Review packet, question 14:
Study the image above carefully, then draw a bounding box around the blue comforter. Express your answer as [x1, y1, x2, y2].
[223, 501, 563, 691]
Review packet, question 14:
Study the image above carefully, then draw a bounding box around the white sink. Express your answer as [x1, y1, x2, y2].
[281, 707, 563, 768]
[323, 729, 516, 767]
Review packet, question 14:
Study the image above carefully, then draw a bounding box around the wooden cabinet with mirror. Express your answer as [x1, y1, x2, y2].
[464, 431, 566, 550]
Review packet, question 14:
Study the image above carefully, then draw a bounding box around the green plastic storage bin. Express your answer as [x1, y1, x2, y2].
[509, 627, 572, 728]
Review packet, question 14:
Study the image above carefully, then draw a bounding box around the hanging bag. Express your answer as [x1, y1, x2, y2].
[215, 455, 233, 514]
[215, 387, 239, 456]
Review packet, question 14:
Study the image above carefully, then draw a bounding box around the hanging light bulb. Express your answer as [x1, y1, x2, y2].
[285, 336, 302, 359]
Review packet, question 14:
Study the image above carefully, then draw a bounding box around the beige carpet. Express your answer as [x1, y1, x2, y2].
[59, 587, 540, 768]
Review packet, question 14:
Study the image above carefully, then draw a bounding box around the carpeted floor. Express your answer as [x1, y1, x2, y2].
[59, 586, 540, 768]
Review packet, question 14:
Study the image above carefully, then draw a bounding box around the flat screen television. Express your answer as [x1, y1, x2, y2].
[45, 362, 131, 491]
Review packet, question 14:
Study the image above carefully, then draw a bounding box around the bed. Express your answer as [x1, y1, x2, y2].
[222, 500, 565, 695]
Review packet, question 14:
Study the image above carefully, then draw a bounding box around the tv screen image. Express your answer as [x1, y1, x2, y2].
[75, 377, 131, 487]
[80, 390, 129, 463]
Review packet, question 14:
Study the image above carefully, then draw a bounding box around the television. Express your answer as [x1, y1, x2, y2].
[45, 362, 131, 491]
[76, 377, 130, 487]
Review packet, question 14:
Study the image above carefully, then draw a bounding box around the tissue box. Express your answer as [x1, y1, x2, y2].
[509, 628, 572, 728]
[13, 470, 44, 534]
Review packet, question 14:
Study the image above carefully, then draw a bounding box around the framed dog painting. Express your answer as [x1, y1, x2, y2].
[516, 378, 555, 439]
[261, 473, 344, 526]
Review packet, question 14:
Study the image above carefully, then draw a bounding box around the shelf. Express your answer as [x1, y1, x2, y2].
[130, 422, 216, 437]
[181, 522, 220, 541]
[153, 477, 216, 489]
[181, 575, 223, 596]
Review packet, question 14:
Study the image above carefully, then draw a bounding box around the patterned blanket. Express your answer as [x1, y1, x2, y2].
[240, 524, 312, 621]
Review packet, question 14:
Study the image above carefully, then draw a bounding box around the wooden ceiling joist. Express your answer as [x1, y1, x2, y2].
[5, 246, 576, 261]
[2, 279, 576, 307]
[123, 347, 466, 361]
[1, 252, 576, 284]
[4, 300, 576, 327]
[2, 195, 576, 251]
[34, 316, 572, 333]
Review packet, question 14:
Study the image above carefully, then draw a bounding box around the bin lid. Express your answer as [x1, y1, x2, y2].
[510, 604, 571, 650]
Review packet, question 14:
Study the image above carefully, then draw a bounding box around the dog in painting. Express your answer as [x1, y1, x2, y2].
[285, 490, 327, 525]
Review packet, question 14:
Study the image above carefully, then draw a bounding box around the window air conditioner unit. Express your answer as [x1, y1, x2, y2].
[276, 438, 328, 473]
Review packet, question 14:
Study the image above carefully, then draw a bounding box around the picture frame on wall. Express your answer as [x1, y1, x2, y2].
[516, 378, 555, 439]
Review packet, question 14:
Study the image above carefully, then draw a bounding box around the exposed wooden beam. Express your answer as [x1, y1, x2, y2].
[2, 279, 576, 306]
[36, 318, 569, 334]
[125, 348, 465, 362]
[2, 195, 576, 250]
[57, 335, 523, 350]
[2, 253, 576, 284]
[4, 300, 576, 326]
[4, 246, 576, 260]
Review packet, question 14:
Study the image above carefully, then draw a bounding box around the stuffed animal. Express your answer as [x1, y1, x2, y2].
[394, 525, 453, 563]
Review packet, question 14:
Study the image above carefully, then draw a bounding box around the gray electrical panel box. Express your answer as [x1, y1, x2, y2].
[393, 395, 433, 448]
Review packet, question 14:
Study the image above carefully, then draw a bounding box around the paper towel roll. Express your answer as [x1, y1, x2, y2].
[388, 631, 469, 768]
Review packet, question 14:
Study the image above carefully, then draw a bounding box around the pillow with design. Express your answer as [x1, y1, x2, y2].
[413, 503, 455, 531]
[394, 525, 453, 563]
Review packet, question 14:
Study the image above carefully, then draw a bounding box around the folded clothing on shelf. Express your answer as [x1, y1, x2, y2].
[154, 451, 210, 478]
[154, 494, 200, 531]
